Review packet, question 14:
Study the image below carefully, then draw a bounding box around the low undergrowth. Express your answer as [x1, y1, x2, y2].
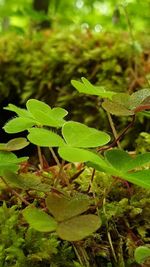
[0, 78, 150, 266]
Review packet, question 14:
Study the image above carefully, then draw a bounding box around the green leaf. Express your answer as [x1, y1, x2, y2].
[105, 149, 133, 171]
[102, 89, 150, 116]
[6, 138, 29, 151]
[26, 99, 52, 114]
[0, 151, 28, 176]
[81, 77, 105, 92]
[57, 215, 101, 241]
[0, 138, 29, 152]
[86, 161, 112, 173]
[27, 128, 65, 147]
[123, 170, 150, 189]
[58, 146, 106, 166]
[4, 103, 33, 119]
[23, 206, 57, 232]
[26, 99, 67, 127]
[46, 193, 90, 222]
[134, 246, 150, 264]
[62, 121, 110, 148]
[50, 107, 68, 118]
[3, 117, 37, 133]
[128, 152, 150, 171]
[141, 111, 150, 117]
[3, 171, 50, 191]
[71, 77, 116, 99]
[12, 157, 28, 164]
[102, 99, 134, 116]
[130, 89, 150, 110]
[105, 149, 150, 172]
[112, 93, 131, 108]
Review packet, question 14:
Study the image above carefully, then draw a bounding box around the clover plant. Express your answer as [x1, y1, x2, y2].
[0, 137, 28, 177]
[23, 193, 101, 241]
[2, 77, 150, 242]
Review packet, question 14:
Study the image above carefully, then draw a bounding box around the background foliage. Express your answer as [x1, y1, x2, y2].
[0, 0, 150, 33]
[0, 29, 150, 150]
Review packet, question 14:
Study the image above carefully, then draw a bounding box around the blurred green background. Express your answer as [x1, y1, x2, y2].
[0, 0, 150, 34]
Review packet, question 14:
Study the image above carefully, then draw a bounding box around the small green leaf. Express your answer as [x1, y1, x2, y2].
[27, 128, 65, 147]
[50, 107, 68, 118]
[3, 117, 37, 133]
[62, 121, 110, 148]
[123, 170, 150, 189]
[102, 89, 150, 116]
[58, 146, 106, 166]
[4, 103, 33, 118]
[46, 193, 90, 222]
[130, 89, 150, 110]
[23, 206, 57, 232]
[105, 149, 132, 171]
[71, 77, 116, 99]
[105, 149, 150, 172]
[12, 157, 28, 164]
[3, 171, 50, 191]
[57, 215, 101, 241]
[128, 152, 150, 171]
[81, 77, 105, 92]
[6, 138, 29, 151]
[134, 246, 150, 264]
[3, 171, 29, 189]
[86, 161, 114, 174]
[0, 151, 28, 176]
[26, 99, 67, 127]
[26, 99, 52, 114]
[112, 93, 131, 109]
[102, 99, 134, 116]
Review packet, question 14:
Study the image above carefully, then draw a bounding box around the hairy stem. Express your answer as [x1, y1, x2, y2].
[37, 145, 44, 170]
[49, 147, 61, 167]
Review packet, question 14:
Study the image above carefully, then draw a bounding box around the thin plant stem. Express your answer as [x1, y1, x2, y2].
[54, 159, 65, 186]
[79, 246, 90, 267]
[74, 244, 90, 267]
[11, 189, 30, 206]
[106, 111, 121, 149]
[53, 159, 72, 190]
[0, 176, 30, 206]
[58, 159, 65, 178]
[37, 145, 44, 170]
[49, 147, 61, 167]
[107, 231, 118, 263]
[103, 196, 117, 263]
[87, 168, 95, 193]
[72, 243, 84, 266]
[98, 115, 135, 152]
[49, 147, 72, 188]
[86, 168, 100, 218]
